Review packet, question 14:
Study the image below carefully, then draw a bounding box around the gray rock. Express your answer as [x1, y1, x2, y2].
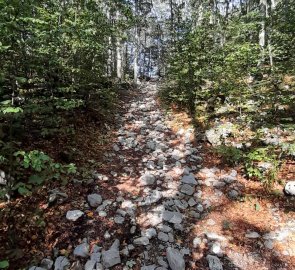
[158, 224, 172, 233]
[228, 190, 239, 199]
[163, 210, 183, 224]
[29, 267, 46, 270]
[84, 260, 96, 270]
[141, 228, 157, 239]
[114, 215, 125, 224]
[141, 265, 157, 270]
[74, 243, 90, 258]
[264, 240, 274, 250]
[140, 173, 156, 186]
[40, 258, 54, 270]
[90, 252, 101, 262]
[87, 194, 102, 207]
[158, 232, 169, 242]
[245, 231, 260, 239]
[102, 239, 121, 268]
[66, 210, 84, 221]
[188, 198, 197, 207]
[206, 255, 223, 270]
[181, 174, 197, 185]
[180, 184, 194, 196]
[54, 256, 70, 270]
[284, 181, 295, 195]
[166, 247, 185, 270]
[133, 236, 150, 246]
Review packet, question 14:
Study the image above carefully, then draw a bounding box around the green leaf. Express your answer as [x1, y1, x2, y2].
[18, 186, 32, 196]
[0, 260, 9, 268]
[28, 174, 44, 185]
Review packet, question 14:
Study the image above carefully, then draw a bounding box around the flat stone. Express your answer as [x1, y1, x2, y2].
[133, 236, 150, 246]
[54, 256, 70, 270]
[74, 243, 90, 258]
[181, 174, 197, 185]
[180, 184, 194, 195]
[188, 198, 197, 207]
[166, 247, 185, 270]
[101, 239, 121, 268]
[84, 260, 96, 270]
[141, 228, 157, 239]
[66, 210, 83, 221]
[87, 194, 102, 207]
[114, 215, 125, 224]
[206, 255, 223, 270]
[158, 232, 169, 242]
[245, 232, 260, 239]
[163, 210, 183, 224]
[140, 173, 156, 186]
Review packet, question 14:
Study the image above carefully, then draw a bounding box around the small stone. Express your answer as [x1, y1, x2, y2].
[74, 243, 89, 258]
[166, 247, 185, 270]
[284, 181, 295, 195]
[87, 194, 102, 207]
[245, 231, 260, 239]
[210, 242, 222, 255]
[158, 224, 172, 233]
[228, 190, 239, 199]
[206, 232, 226, 241]
[101, 239, 121, 268]
[196, 204, 204, 212]
[130, 226, 136, 234]
[140, 173, 156, 186]
[66, 210, 83, 221]
[54, 256, 70, 270]
[181, 174, 197, 185]
[141, 228, 157, 239]
[40, 258, 54, 270]
[206, 255, 223, 270]
[114, 215, 125, 224]
[158, 232, 169, 242]
[133, 236, 150, 246]
[29, 267, 46, 270]
[104, 231, 111, 239]
[141, 265, 157, 270]
[264, 240, 274, 249]
[163, 211, 183, 224]
[188, 198, 197, 207]
[193, 237, 202, 248]
[180, 184, 194, 196]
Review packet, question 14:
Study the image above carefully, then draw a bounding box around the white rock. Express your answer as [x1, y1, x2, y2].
[284, 181, 295, 195]
[245, 231, 260, 239]
[66, 210, 84, 221]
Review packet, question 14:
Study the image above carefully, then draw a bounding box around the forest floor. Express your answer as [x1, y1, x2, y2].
[1, 82, 295, 270]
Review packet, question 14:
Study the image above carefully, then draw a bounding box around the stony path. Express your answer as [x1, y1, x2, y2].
[30, 83, 294, 270]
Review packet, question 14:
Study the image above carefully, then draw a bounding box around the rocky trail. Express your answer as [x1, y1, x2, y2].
[29, 83, 295, 270]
